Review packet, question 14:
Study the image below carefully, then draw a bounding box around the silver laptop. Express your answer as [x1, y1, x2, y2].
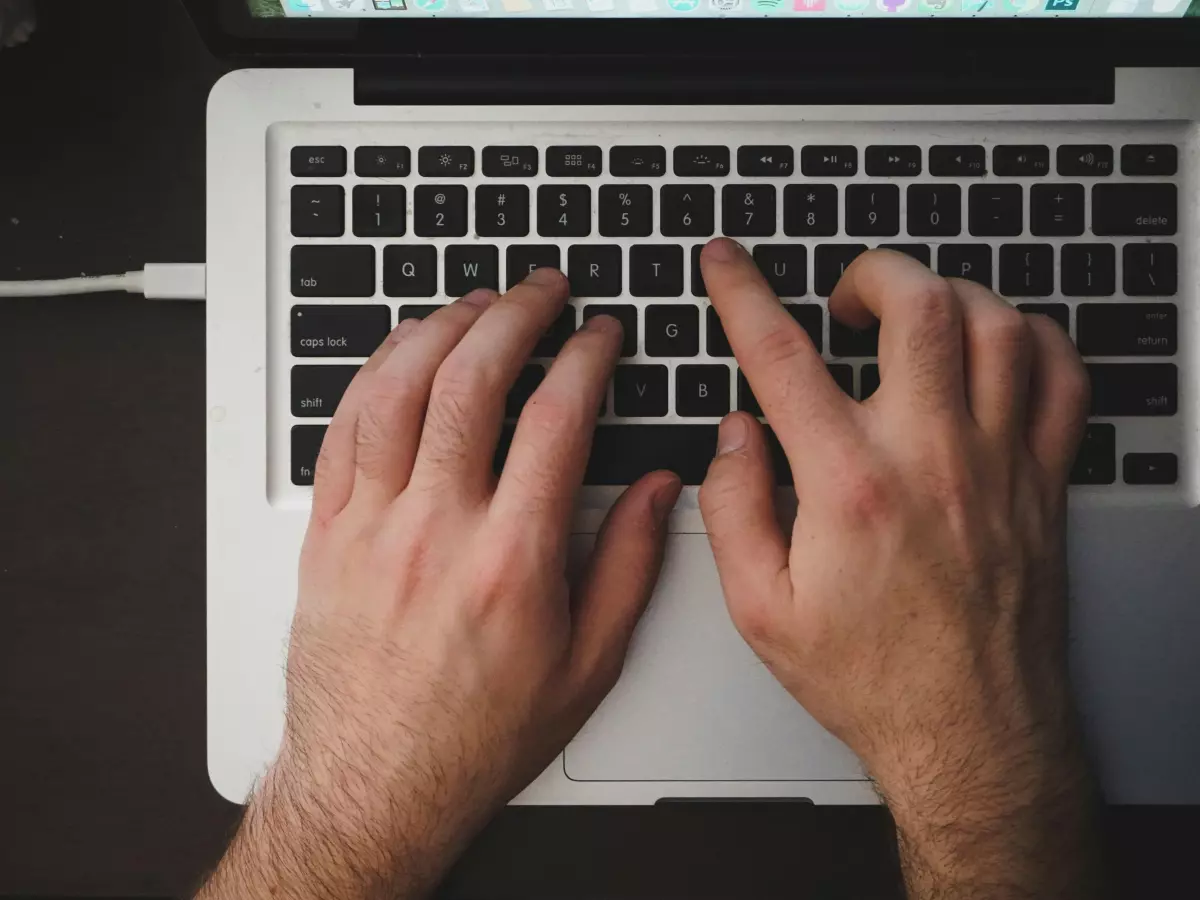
[196, 0, 1200, 805]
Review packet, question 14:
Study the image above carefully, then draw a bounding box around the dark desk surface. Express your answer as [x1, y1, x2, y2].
[0, 3, 1196, 897]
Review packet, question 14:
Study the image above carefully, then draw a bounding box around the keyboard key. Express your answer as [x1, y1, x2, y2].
[783, 184, 838, 237]
[878, 243, 932, 267]
[860, 364, 880, 400]
[1092, 184, 1176, 236]
[292, 365, 358, 418]
[645, 305, 699, 357]
[291, 425, 326, 485]
[1060, 244, 1115, 297]
[1077, 303, 1176, 357]
[784, 304, 823, 351]
[418, 146, 474, 177]
[585, 425, 720, 485]
[1121, 144, 1177, 177]
[506, 245, 561, 290]
[723, 185, 776, 237]
[610, 145, 666, 177]
[1087, 363, 1177, 416]
[414, 185, 468, 237]
[445, 245, 499, 296]
[291, 146, 346, 177]
[630, 245, 684, 297]
[506, 365, 545, 418]
[737, 370, 761, 416]
[1057, 145, 1113, 177]
[1124, 453, 1177, 486]
[475, 185, 530, 237]
[352, 185, 405, 237]
[661, 185, 715, 237]
[482, 146, 538, 177]
[568, 245, 622, 297]
[396, 305, 441, 322]
[674, 145, 730, 177]
[1070, 424, 1115, 486]
[537, 185, 591, 237]
[845, 184, 900, 237]
[998, 244, 1054, 298]
[801, 145, 857, 177]
[737, 146, 795, 177]
[929, 145, 985, 176]
[546, 146, 603, 177]
[1123, 243, 1177, 296]
[291, 304, 389, 357]
[584, 304, 638, 357]
[907, 185, 961, 237]
[355, 146, 410, 177]
[383, 245, 437, 297]
[993, 145, 1049, 177]
[814, 244, 867, 297]
[707, 307, 731, 357]
[828, 364, 854, 396]
[937, 244, 992, 288]
[692, 245, 709, 297]
[291, 185, 345, 238]
[865, 145, 921, 177]
[830, 320, 879, 358]
[1030, 184, 1084, 236]
[291, 245, 375, 297]
[1018, 303, 1069, 332]
[599, 184, 653, 237]
[968, 185, 1023, 237]
[534, 307, 578, 358]
[614, 365, 669, 417]
[677, 365, 731, 417]
[752, 244, 807, 297]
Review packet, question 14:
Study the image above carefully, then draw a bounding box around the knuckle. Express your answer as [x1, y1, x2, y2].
[747, 326, 814, 371]
[909, 281, 958, 332]
[353, 403, 397, 480]
[728, 594, 781, 650]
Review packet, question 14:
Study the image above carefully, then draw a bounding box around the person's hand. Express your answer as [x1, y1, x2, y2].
[201, 270, 680, 900]
[698, 240, 1102, 897]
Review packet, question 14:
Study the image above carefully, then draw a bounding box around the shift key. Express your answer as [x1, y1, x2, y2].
[1092, 184, 1176, 236]
[292, 305, 390, 357]
[292, 245, 376, 296]
[1087, 363, 1177, 416]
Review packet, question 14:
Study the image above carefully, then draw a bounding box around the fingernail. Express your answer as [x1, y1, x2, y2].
[389, 318, 420, 343]
[705, 238, 743, 263]
[582, 314, 620, 334]
[652, 476, 682, 521]
[459, 288, 497, 308]
[525, 267, 564, 286]
[717, 415, 747, 455]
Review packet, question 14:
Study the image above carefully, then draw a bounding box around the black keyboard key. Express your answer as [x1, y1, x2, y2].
[968, 185, 1023, 237]
[1077, 304, 1176, 357]
[506, 365, 545, 418]
[830, 320, 879, 358]
[383, 245, 437, 297]
[1092, 184, 1176, 236]
[929, 145, 985, 177]
[737, 146, 795, 177]
[1121, 145, 1177, 177]
[784, 304, 823, 351]
[537, 185, 592, 237]
[291, 304, 389, 357]
[630, 245, 684, 297]
[1018, 303, 1069, 333]
[661, 185, 715, 237]
[1124, 453, 1177, 486]
[677, 365, 731, 417]
[993, 145, 1050, 177]
[692, 245, 709, 297]
[1087, 364, 1177, 416]
[291, 365, 358, 418]
[878, 243, 932, 267]
[738, 370, 761, 416]
[482, 146, 538, 177]
[291, 185, 345, 238]
[1061, 244, 1115, 297]
[645, 305, 699, 357]
[723, 185, 776, 237]
[907, 184, 961, 237]
[568, 245, 622, 297]
[610, 145, 666, 177]
[584, 304, 638, 357]
[860, 364, 881, 400]
[1070, 424, 1116, 486]
[292, 245, 375, 297]
[291, 425, 326, 485]
[1030, 183, 1084, 236]
[783, 184, 838, 237]
[674, 145, 730, 177]
[599, 184, 653, 237]
[937, 244, 992, 288]
[352, 185, 405, 238]
[534, 307, 578, 358]
[414, 185, 468, 237]
[506, 245, 561, 290]
[801, 146, 857, 177]
[707, 307, 731, 357]
[1123, 244, 1177, 296]
[865, 145, 921, 177]
[752, 244, 807, 298]
[814, 244, 867, 297]
[546, 146, 603, 177]
[355, 146, 410, 177]
[1057, 145, 1113, 177]
[475, 185, 530, 237]
[846, 184, 900, 237]
[828, 364, 854, 396]
[291, 146, 346, 177]
[418, 145, 474, 177]
[445, 245, 499, 296]
[396, 305, 441, 322]
[586, 425, 720, 485]
[998, 244, 1054, 298]
[614, 365, 669, 417]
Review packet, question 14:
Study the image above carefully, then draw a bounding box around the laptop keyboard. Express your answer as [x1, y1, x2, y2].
[281, 130, 1183, 494]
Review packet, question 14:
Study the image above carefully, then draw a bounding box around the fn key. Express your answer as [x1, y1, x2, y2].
[292, 425, 327, 486]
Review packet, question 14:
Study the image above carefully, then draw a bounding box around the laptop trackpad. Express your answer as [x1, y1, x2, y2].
[565, 533, 864, 782]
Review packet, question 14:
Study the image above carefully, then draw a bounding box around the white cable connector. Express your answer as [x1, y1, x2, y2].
[0, 263, 206, 301]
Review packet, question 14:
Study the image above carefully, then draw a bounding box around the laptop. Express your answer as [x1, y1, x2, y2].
[194, 0, 1200, 805]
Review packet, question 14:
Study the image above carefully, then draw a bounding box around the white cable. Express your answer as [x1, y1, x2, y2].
[0, 263, 205, 301]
